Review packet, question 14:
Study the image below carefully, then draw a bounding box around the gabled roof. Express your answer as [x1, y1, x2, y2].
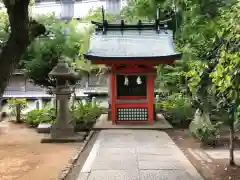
[84, 21, 182, 61]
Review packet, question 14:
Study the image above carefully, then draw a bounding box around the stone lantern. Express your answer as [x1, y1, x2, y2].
[41, 56, 82, 142]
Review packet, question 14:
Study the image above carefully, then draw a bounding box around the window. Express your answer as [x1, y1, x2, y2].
[117, 75, 147, 98]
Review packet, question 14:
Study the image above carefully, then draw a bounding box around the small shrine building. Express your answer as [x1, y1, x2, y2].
[84, 15, 181, 124]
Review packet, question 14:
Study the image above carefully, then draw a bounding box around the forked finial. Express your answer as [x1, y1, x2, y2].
[156, 7, 160, 20]
[101, 6, 108, 34]
[101, 6, 105, 23]
[155, 7, 161, 32]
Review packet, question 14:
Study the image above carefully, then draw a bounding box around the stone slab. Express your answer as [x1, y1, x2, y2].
[137, 154, 180, 162]
[76, 130, 203, 180]
[139, 170, 195, 180]
[94, 153, 137, 162]
[194, 149, 212, 163]
[205, 149, 240, 159]
[93, 113, 173, 130]
[37, 123, 51, 133]
[81, 139, 101, 173]
[77, 173, 89, 180]
[41, 133, 85, 143]
[188, 148, 202, 161]
[97, 148, 136, 155]
[138, 161, 184, 170]
[136, 147, 179, 155]
[92, 155, 138, 170]
[86, 170, 139, 180]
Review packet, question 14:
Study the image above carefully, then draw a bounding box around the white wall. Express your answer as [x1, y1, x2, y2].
[33, 1, 106, 18]
[33, 0, 127, 18]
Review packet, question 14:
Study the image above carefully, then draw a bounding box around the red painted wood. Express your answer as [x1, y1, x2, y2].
[107, 61, 157, 124]
[111, 66, 117, 124]
[116, 104, 148, 108]
[91, 59, 175, 66]
[115, 66, 156, 73]
[116, 120, 148, 124]
[118, 96, 146, 100]
[147, 74, 155, 124]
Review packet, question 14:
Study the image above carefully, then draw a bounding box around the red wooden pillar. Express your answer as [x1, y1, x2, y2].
[147, 74, 155, 124]
[111, 65, 117, 124]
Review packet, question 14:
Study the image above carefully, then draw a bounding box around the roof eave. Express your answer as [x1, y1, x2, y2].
[84, 53, 182, 61]
[83, 53, 182, 65]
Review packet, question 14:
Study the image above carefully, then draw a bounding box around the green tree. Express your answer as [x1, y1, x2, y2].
[8, 98, 27, 123]
[0, 10, 9, 49]
[82, 7, 118, 23]
[21, 7, 116, 90]
[22, 15, 94, 89]
[211, 2, 240, 165]
[0, 0, 45, 98]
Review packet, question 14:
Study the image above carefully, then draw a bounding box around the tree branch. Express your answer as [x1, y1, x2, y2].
[0, 0, 45, 97]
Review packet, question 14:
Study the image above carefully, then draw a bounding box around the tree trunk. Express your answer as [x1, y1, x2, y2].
[229, 119, 235, 166]
[16, 104, 21, 123]
[0, 0, 45, 98]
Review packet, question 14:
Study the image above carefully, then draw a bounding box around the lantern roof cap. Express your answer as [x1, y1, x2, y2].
[49, 57, 78, 78]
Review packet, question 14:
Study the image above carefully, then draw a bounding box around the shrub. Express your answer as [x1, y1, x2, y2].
[24, 101, 102, 130]
[8, 98, 27, 122]
[160, 93, 194, 126]
[8, 98, 27, 116]
[189, 109, 222, 145]
[25, 106, 56, 127]
[24, 109, 42, 127]
[72, 101, 102, 123]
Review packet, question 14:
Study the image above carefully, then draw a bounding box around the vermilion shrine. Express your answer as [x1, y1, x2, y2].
[84, 10, 181, 124]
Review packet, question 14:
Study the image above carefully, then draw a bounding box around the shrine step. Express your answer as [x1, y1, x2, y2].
[93, 114, 173, 130]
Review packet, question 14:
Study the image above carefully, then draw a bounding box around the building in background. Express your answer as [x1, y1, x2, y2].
[33, 0, 126, 19]
[2, 0, 127, 100]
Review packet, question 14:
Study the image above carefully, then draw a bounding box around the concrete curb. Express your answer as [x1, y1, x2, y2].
[58, 130, 95, 180]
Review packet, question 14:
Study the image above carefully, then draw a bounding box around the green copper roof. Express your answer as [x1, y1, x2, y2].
[84, 30, 181, 60]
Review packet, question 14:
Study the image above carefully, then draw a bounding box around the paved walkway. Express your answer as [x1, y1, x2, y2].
[77, 130, 203, 180]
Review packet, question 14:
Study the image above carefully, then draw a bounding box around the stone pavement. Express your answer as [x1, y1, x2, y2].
[76, 130, 203, 180]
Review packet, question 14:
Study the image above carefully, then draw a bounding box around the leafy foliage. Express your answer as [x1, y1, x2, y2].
[22, 14, 93, 88]
[211, 2, 240, 107]
[24, 101, 102, 130]
[82, 7, 118, 23]
[25, 105, 55, 127]
[8, 98, 27, 117]
[189, 109, 222, 144]
[72, 101, 102, 123]
[21, 7, 118, 89]
[159, 93, 194, 126]
[0, 10, 9, 50]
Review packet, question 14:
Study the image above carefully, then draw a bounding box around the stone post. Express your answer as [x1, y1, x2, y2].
[39, 98, 43, 109]
[36, 100, 40, 109]
[85, 81, 89, 89]
[51, 98, 56, 107]
[51, 93, 75, 139]
[92, 96, 96, 107]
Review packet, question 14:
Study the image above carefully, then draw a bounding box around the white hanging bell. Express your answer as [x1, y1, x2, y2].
[124, 76, 129, 86]
[136, 76, 142, 85]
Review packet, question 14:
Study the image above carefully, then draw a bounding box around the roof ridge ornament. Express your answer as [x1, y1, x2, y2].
[92, 7, 173, 34]
[121, 19, 124, 35]
[101, 6, 108, 35]
[155, 7, 161, 34]
[138, 20, 142, 35]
